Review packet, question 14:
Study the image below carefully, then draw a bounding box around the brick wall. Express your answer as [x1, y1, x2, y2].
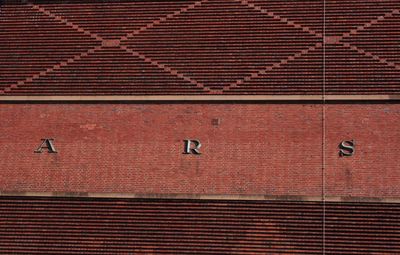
[1, 0, 399, 95]
[326, 104, 400, 198]
[1, 103, 399, 198]
[2, 196, 399, 254]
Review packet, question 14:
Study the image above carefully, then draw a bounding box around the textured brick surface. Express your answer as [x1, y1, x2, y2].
[0, 103, 323, 196]
[1, 1, 399, 253]
[325, 104, 400, 198]
[1, 103, 400, 198]
[1, 196, 400, 254]
[1, 0, 399, 95]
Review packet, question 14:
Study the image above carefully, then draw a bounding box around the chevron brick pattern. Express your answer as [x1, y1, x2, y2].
[0, 0, 399, 95]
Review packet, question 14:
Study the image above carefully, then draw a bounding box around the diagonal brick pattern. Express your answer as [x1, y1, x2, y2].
[15, 48, 206, 95]
[123, 0, 321, 91]
[1, 0, 209, 95]
[325, 0, 400, 36]
[226, 46, 324, 94]
[0, 2, 101, 94]
[325, 0, 400, 94]
[43, 0, 201, 39]
[0, 0, 399, 95]
[247, 0, 324, 35]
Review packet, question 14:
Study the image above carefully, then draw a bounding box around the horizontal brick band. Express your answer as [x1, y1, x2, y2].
[1, 192, 400, 203]
[1, 196, 399, 254]
[1, 95, 400, 101]
[2, 103, 400, 198]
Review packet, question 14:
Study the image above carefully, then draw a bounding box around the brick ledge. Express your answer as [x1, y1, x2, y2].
[1, 191, 400, 203]
[0, 95, 400, 101]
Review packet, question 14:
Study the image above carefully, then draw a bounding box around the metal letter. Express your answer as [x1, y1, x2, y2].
[339, 140, 355, 157]
[35, 138, 58, 153]
[183, 139, 201, 155]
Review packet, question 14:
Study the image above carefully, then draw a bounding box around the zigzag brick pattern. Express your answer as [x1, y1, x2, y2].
[1, 196, 400, 254]
[0, 2, 100, 93]
[42, 1, 199, 39]
[0, 0, 399, 95]
[12, 48, 204, 95]
[226, 47, 323, 94]
[325, 0, 400, 36]
[325, 0, 400, 94]
[249, 0, 323, 34]
[122, 0, 321, 92]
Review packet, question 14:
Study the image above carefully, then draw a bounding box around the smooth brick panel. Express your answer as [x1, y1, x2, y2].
[2, 103, 400, 198]
[0, 104, 323, 196]
[325, 104, 400, 198]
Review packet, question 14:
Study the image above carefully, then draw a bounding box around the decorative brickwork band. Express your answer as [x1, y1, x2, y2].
[1, 0, 399, 96]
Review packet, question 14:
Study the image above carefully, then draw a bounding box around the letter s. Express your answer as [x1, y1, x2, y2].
[339, 140, 355, 157]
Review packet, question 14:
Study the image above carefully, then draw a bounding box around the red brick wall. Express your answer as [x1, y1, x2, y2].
[2, 196, 399, 254]
[2, 1, 400, 96]
[0, 103, 398, 198]
[326, 104, 400, 198]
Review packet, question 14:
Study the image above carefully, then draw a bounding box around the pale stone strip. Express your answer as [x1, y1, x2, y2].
[0, 95, 399, 101]
[1, 191, 400, 203]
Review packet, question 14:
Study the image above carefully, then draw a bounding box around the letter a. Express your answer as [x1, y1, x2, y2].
[35, 138, 58, 153]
